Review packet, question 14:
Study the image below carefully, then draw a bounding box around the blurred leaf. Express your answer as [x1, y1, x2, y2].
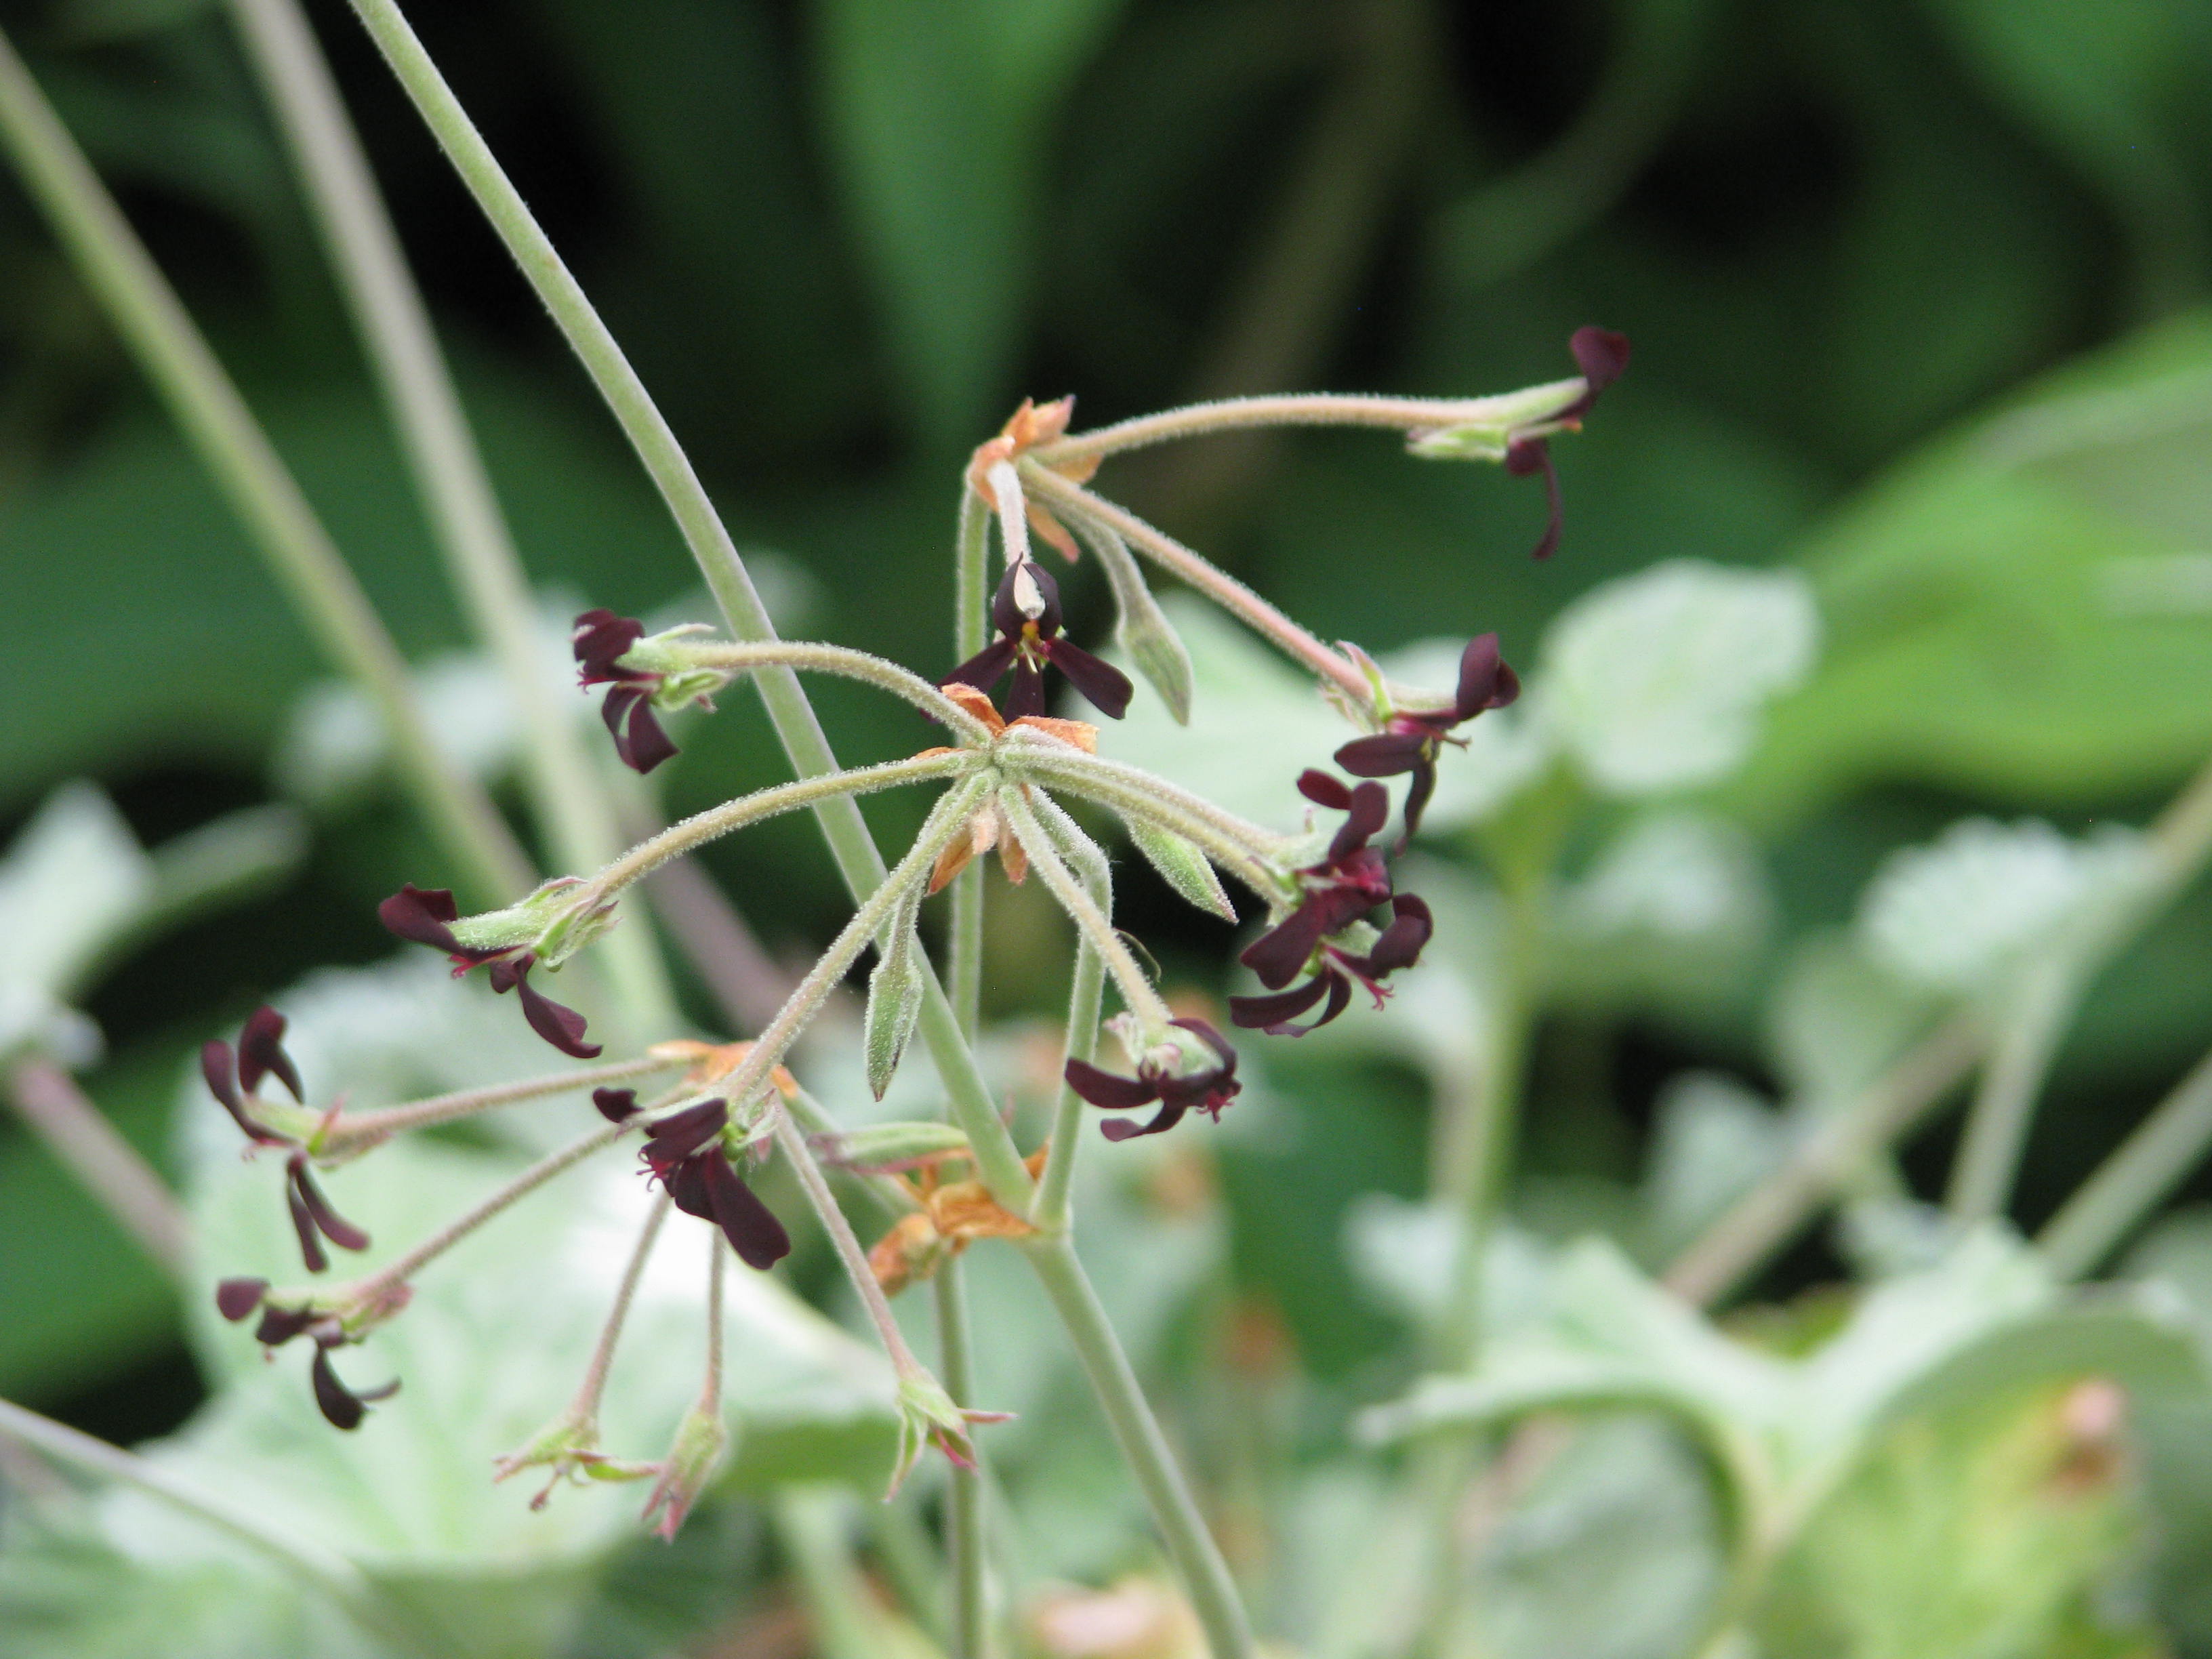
[1734, 310, 2212, 823]
[1854, 817, 2149, 994]
[1765, 929, 1938, 1105]
[1755, 1380, 2161, 1659]
[1639, 1071, 1789, 1265]
[1541, 559, 1820, 797]
[2125, 1211, 2212, 1645]
[814, 0, 1126, 448]
[0, 783, 149, 1064]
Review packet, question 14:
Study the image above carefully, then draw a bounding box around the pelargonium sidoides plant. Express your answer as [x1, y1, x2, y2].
[201, 328, 1628, 1547]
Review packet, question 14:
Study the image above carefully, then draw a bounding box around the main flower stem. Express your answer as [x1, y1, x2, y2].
[221, 0, 674, 1042]
[0, 24, 527, 907]
[1017, 1235, 1256, 1659]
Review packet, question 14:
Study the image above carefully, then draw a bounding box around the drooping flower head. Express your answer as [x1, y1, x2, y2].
[1334, 634, 1520, 840]
[611, 1092, 792, 1270]
[1064, 1017, 1242, 1141]
[377, 882, 607, 1059]
[1503, 325, 1631, 560]
[574, 609, 680, 775]
[1229, 772, 1434, 1036]
[201, 1008, 370, 1272]
[212, 1278, 405, 1430]
[949, 561, 1133, 722]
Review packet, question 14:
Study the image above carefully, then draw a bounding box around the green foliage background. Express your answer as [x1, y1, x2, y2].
[7, 0, 2212, 1652]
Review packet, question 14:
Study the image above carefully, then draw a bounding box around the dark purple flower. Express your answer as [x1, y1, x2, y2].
[638, 1097, 792, 1271]
[377, 884, 602, 1059]
[1229, 772, 1434, 1034]
[1064, 1017, 1242, 1141]
[948, 561, 1132, 721]
[1504, 326, 1631, 561]
[574, 609, 680, 775]
[213, 1281, 398, 1431]
[202, 1010, 371, 1271]
[1334, 636, 1520, 840]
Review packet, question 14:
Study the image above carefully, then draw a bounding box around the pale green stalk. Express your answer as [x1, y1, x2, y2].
[1000, 743, 1288, 899]
[2041, 1045, 2212, 1279]
[339, 0, 1033, 1207]
[1015, 1236, 1256, 1659]
[352, 1115, 636, 1301]
[784, 1086, 918, 1221]
[222, 0, 674, 1038]
[1000, 790, 1172, 1032]
[941, 482, 994, 1659]
[773, 1113, 928, 1381]
[7, 1059, 191, 1280]
[1029, 384, 1587, 468]
[1019, 462, 1368, 699]
[586, 752, 973, 903]
[0, 24, 527, 905]
[1025, 795, 1111, 1233]
[682, 641, 997, 739]
[1944, 958, 2081, 1223]
[319, 1052, 681, 1153]
[0, 1395, 419, 1652]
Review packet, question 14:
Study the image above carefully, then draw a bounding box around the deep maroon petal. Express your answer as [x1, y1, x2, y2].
[947, 636, 1017, 692]
[1063, 1059, 1162, 1111]
[1298, 770, 1353, 811]
[599, 684, 649, 770]
[511, 966, 602, 1059]
[1400, 760, 1439, 842]
[310, 1345, 372, 1431]
[1334, 732, 1429, 778]
[1042, 639, 1134, 720]
[254, 1303, 318, 1346]
[1229, 977, 1330, 1029]
[237, 1006, 304, 1103]
[1490, 661, 1521, 710]
[202, 1039, 284, 1145]
[573, 609, 649, 682]
[1240, 901, 1335, 990]
[1329, 782, 1391, 864]
[1504, 436, 1563, 560]
[663, 1156, 714, 1221]
[1569, 326, 1631, 401]
[1452, 636, 1503, 720]
[701, 1150, 793, 1270]
[216, 1277, 269, 1322]
[1100, 1104, 1186, 1142]
[290, 1157, 370, 1253]
[1002, 657, 1046, 719]
[286, 1179, 329, 1274]
[593, 1087, 640, 1123]
[1364, 893, 1434, 975]
[1241, 970, 1353, 1037]
[618, 696, 680, 775]
[378, 884, 466, 953]
[641, 1098, 731, 1171]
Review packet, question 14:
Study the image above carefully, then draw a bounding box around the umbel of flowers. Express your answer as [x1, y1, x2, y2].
[203, 329, 1622, 1530]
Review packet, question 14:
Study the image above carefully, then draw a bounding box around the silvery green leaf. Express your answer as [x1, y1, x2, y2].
[143, 1129, 896, 1655]
[1544, 811, 1772, 1017]
[1103, 596, 1355, 833]
[1080, 520, 1193, 724]
[0, 782, 152, 1002]
[863, 888, 926, 1100]
[1640, 1072, 1790, 1263]
[1542, 559, 1820, 795]
[1374, 636, 1555, 832]
[1857, 817, 2149, 994]
[1122, 816, 1235, 922]
[1766, 930, 1939, 1105]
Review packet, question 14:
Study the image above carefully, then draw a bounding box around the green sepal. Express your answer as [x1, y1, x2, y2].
[1124, 816, 1237, 922]
[1083, 520, 1194, 723]
[813, 1120, 972, 1171]
[863, 882, 927, 1100]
